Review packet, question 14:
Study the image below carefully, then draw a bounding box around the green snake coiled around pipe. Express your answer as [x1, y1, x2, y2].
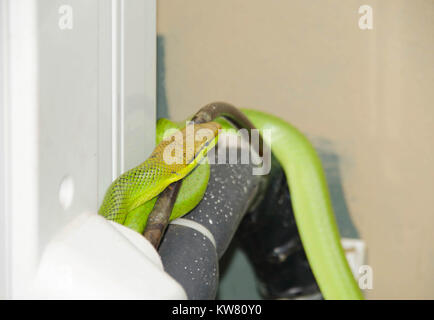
[99, 108, 363, 300]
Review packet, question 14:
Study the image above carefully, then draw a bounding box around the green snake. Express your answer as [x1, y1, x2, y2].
[99, 108, 363, 300]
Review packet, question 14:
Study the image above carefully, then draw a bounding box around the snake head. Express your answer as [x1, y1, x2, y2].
[98, 121, 221, 222]
[188, 122, 221, 162]
[159, 121, 221, 165]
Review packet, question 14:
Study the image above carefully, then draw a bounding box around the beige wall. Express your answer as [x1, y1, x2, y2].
[157, 0, 434, 299]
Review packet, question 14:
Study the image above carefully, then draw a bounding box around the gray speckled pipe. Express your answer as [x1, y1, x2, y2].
[158, 145, 265, 299]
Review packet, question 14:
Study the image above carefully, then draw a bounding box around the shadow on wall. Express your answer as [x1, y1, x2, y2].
[313, 137, 359, 239]
[157, 35, 170, 120]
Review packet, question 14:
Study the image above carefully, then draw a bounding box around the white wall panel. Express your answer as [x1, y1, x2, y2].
[0, 0, 156, 298]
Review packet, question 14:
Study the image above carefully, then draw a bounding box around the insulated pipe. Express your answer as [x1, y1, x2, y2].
[158, 144, 264, 299]
[237, 155, 321, 299]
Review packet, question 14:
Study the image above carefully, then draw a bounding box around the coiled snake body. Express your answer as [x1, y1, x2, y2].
[99, 108, 363, 300]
